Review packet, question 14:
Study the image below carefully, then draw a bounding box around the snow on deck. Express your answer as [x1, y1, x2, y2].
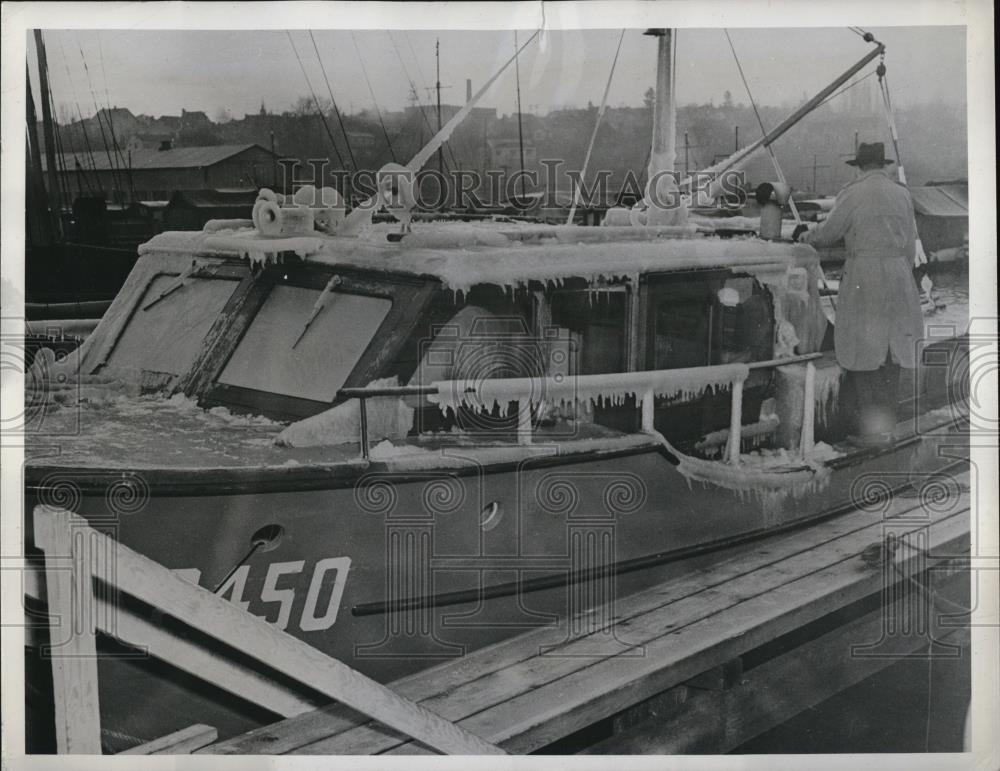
[139, 221, 818, 294]
[26, 394, 359, 471]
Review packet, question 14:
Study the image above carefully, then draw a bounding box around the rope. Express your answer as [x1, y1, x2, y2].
[38, 52, 72, 210]
[724, 30, 802, 226]
[77, 35, 123, 202]
[567, 29, 626, 224]
[309, 31, 357, 172]
[352, 32, 398, 163]
[815, 69, 877, 111]
[877, 62, 930, 269]
[97, 32, 133, 202]
[56, 36, 100, 191]
[286, 30, 348, 172]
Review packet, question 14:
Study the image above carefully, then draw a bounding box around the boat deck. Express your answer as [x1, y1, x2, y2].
[24, 391, 641, 472]
[201, 464, 972, 755]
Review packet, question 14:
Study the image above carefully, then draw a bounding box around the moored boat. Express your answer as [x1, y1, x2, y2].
[23, 28, 970, 751]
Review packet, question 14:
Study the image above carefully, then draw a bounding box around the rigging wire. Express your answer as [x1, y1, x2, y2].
[397, 31, 459, 172]
[723, 29, 803, 225]
[56, 36, 100, 192]
[877, 62, 930, 273]
[286, 30, 348, 172]
[351, 31, 398, 162]
[567, 29, 626, 224]
[34, 39, 72, 211]
[386, 34, 437, 158]
[308, 31, 357, 172]
[97, 32, 133, 202]
[814, 69, 877, 111]
[76, 36, 124, 203]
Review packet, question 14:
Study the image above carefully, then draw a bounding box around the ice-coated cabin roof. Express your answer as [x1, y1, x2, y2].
[138, 221, 819, 294]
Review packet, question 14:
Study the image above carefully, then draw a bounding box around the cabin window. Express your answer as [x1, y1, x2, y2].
[216, 285, 392, 402]
[549, 288, 627, 375]
[105, 276, 239, 376]
[647, 272, 772, 370]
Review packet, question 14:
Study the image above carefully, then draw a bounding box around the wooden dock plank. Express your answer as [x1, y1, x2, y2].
[24, 575, 326, 719]
[120, 724, 218, 755]
[33, 507, 103, 754]
[311, 501, 969, 754]
[402, 508, 969, 755]
[582, 567, 971, 754]
[33, 507, 505, 756]
[205, 487, 938, 755]
[271, 478, 970, 755]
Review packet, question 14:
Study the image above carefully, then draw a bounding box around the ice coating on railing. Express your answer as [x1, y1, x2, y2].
[428, 364, 750, 417]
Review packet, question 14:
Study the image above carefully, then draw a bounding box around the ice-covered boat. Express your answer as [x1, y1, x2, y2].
[23, 29, 969, 749]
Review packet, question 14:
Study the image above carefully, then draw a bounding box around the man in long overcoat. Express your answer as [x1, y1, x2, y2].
[797, 142, 924, 446]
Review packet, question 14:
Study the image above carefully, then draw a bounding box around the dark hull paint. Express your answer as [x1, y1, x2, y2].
[24, 415, 967, 748]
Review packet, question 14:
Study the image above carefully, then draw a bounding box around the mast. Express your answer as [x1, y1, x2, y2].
[514, 31, 527, 201]
[645, 28, 677, 185]
[33, 30, 61, 228]
[642, 28, 686, 224]
[436, 39, 443, 177]
[26, 65, 53, 246]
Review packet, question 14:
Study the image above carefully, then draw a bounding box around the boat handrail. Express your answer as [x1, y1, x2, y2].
[338, 352, 822, 461]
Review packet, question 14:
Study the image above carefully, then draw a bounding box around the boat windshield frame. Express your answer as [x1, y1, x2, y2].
[178, 260, 437, 421]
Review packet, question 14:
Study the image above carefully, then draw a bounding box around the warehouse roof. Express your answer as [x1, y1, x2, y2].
[910, 184, 968, 218]
[45, 143, 274, 172]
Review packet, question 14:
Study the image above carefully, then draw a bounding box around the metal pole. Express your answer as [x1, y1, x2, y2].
[682, 42, 885, 187]
[436, 39, 443, 178]
[33, 30, 61, 233]
[514, 31, 527, 202]
[270, 131, 277, 188]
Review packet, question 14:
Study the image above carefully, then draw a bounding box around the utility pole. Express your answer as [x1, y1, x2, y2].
[734, 125, 739, 153]
[799, 154, 830, 194]
[270, 131, 277, 188]
[684, 132, 689, 178]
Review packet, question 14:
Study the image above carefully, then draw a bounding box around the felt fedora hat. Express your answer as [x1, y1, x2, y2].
[846, 141, 895, 167]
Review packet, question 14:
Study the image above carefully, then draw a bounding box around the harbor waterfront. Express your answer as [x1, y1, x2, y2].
[7, 12, 990, 763]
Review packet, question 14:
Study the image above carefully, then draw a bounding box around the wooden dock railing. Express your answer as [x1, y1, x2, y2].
[30, 506, 505, 755]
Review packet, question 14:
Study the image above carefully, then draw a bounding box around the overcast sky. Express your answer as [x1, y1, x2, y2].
[29, 26, 966, 122]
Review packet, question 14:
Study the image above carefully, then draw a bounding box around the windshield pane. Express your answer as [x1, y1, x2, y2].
[106, 276, 238, 376]
[218, 284, 391, 402]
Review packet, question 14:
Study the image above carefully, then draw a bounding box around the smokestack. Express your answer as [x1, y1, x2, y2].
[466, 78, 473, 103]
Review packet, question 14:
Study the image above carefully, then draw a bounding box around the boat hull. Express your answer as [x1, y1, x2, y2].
[24, 411, 968, 748]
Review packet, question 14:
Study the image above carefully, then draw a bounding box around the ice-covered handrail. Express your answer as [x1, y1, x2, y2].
[338, 352, 821, 457]
[430, 363, 749, 450]
[431, 364, 747, 415]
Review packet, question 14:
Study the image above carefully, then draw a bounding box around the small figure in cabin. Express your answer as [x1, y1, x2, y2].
[795, 142, 924, 448]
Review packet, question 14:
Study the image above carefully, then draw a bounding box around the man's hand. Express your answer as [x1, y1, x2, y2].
[791, 223, 810, 242]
